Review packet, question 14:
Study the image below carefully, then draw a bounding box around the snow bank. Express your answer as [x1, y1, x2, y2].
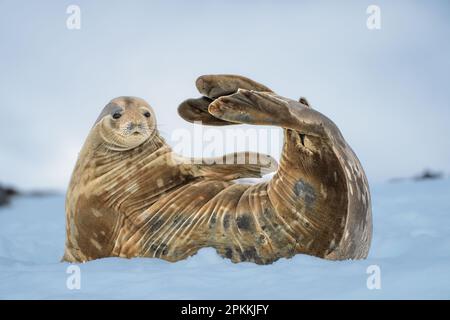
[0, 179, 449, 299]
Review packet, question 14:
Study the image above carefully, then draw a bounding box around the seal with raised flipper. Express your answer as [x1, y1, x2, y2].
[63, 75, 372, 264]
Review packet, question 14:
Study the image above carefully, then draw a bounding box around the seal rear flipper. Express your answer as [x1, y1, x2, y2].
[178, 97, 236, 126]
[195, 74, 273, 99]
[189, 152, 278, 180]
[178, 74, 274, 126]
[209, 89, 341, 140]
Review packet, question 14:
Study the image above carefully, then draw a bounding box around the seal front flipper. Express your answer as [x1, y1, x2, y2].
[186, 152, 278, 180]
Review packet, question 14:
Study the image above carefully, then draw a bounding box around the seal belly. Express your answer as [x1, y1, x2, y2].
[115, 130, 350, 264]
[118, 179, 234, 260]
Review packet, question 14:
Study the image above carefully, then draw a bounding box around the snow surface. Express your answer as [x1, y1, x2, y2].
[0, 179, 449, 299]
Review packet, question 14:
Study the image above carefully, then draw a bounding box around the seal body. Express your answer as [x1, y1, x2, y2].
[63, 76, 372, 264]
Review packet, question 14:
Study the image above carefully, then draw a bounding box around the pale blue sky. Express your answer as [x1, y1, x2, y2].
[1, 0, 449, 190]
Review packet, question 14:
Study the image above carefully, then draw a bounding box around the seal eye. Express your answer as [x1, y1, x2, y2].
[144, 111, 151, 118]
[112, 112, 122, 119]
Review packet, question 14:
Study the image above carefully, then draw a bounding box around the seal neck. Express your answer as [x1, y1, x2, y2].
[71, 131, 168, 184]
[94, 131, 167, 158]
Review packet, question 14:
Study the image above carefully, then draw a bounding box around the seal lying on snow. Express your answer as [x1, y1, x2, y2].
[63, 75, 372, 264]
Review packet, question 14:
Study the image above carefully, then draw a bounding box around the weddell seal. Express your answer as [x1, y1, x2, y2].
[63, 75, 372, 264]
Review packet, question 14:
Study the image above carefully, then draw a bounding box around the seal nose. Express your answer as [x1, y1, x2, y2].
[127, 122, 136, 131]
[127, 122, 144, 133]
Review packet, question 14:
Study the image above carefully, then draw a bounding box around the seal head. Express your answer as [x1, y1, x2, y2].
[95, 96, 157, 151]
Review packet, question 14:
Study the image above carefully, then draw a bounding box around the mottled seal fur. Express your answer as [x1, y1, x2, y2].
[63, 75, 372, 264]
